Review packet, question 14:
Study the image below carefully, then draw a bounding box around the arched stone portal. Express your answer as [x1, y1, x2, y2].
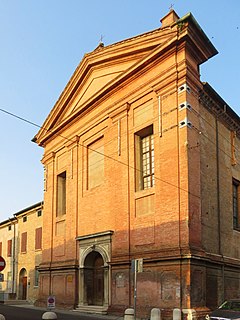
[76, 231, 113, 313]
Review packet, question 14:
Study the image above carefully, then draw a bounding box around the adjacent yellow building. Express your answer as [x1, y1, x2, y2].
[14, 202, 43, 303]
[0, 202, 43, 303]
[0, 217, 18, 301]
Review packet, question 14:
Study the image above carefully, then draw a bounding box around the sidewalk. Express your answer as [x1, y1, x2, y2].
[6, 302, 124, 320]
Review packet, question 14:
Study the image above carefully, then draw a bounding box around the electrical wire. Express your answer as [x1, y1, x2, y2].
[0, 104, 201, 200]
[0, 83, 239, 202]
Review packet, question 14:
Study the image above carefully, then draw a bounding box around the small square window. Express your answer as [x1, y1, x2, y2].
[37, 210, 42, 217]
[23, 216, 27, 222]
[8, 225, 11, 231]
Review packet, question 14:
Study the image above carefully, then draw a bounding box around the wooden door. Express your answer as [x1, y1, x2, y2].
[22, 276, 27, 300]
[84, 252, 104, 306]
[93, 256, 104, 305]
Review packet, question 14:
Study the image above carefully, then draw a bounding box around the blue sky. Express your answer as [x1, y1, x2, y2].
[0, 0, 239, 221]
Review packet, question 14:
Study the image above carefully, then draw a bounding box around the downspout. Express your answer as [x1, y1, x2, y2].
[215, 117, 224, 302]
[75, 137, 79, 307]
[175, 31, 183, 311]
[127, 106, 131, 307]
[12, 217, 17, 296]
[50, 153, 55, 295]
[216, 118, 221, 255]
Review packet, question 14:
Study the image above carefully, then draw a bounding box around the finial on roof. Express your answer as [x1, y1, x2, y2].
[94, 42, 104, 51]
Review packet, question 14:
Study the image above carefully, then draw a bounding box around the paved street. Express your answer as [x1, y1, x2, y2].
[0, 304, 122, 320]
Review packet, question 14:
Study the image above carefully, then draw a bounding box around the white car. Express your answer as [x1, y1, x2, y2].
[206, 300, 240, 320]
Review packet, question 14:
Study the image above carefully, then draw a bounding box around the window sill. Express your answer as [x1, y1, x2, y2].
[135, 187, 155, 199]
[56, 216, 66, 223]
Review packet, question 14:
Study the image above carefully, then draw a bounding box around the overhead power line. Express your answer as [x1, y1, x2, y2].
[0, 105, 201, 199]
[0, 86, 239, 201]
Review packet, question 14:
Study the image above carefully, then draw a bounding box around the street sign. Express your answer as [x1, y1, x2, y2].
[136, 258, 143, 273]
[0, 256, 6, 272]
[131, 258, 143, 273]
[47, 295, 56, 309]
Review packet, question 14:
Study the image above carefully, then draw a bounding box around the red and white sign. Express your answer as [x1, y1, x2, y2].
[47, 295, 56, 309]
[0, 256, 6, 272]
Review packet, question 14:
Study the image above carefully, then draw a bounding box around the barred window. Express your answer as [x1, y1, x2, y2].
[135, 125, 154, 191]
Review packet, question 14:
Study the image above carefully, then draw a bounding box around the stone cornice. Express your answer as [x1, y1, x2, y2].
[199, 83, 240, 136]
[76, 230, 113, 241]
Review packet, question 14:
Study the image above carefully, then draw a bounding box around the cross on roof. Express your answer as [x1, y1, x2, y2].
[169, 3, 174, 10]
[99, 34, 105, 44]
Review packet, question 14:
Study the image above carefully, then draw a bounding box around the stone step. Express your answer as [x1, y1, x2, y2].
[74, 305, 108, 314]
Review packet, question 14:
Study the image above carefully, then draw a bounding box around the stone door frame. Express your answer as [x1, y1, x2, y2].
[76, 230, 113, 312]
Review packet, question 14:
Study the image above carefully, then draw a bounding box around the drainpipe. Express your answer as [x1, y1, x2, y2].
[50, 153, 55, 295]
[75, 137, 79, 307]
[174, 31, 183, 311]
[215, 118, 221, 256]
[12, 217, 17, 296]
[215, 117, 224, 303]
[10, 216, 17, 297]
[127, 106, 131, 307]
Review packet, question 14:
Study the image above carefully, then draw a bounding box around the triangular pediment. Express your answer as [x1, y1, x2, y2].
[36, 31, 168, 143]
[55, 54, 141, 125]
[35, 10, 217, 146]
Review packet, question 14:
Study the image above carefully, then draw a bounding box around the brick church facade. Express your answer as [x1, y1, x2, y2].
[34, 10, 240, 318]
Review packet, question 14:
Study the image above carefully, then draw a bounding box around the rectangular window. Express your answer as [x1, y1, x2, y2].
[57, 171, 66, 216]
[87, 137, 104, 189]
[7, 240, 12, 257]
[35, 227, 42, 250]
[135, 125, 154, 191]
[233, 179, 240, 230]
[23, 216, 27, 222]
[21, 232, 27, 253]
[34, 268, 39, 287]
